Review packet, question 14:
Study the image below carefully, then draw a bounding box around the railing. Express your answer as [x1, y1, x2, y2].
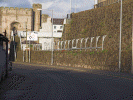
[54, 35, 107, 51]
[33, 35, 107, 51]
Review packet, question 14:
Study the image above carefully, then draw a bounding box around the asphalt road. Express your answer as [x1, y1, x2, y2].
[0, 62, 133, 100]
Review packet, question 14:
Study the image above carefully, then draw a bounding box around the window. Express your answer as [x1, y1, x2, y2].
[54, 26, 56, 29]
[60, 26, 63, 29]
[57, 30, 62, 32]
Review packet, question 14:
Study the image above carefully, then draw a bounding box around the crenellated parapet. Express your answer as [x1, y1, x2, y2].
[5, 7, 9, 10]
[0, 6, 32, 11]
[33, 4, 42, 10]
[0, 6, 33, 15]
[15, 7, 19, 10]
[0, 7, 4, 12]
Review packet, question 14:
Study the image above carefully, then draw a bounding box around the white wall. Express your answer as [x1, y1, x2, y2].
[63, 19, 67, 24]
[39, 38, 54, 50]
[40, 17, 52, 33]
[21, 44, 29, 51]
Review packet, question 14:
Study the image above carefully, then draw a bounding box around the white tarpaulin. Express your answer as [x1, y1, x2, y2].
[27, 32, 38, 41]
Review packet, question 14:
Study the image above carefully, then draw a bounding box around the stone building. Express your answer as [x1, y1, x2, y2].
[0, 4, 42, 40]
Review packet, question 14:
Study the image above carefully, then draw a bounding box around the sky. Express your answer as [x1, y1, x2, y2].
[0, 0, 97, 18]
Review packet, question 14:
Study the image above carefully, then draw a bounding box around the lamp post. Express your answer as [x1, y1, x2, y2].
[25, 22, 28, 62]
[37, 9, 54, 65]
[51, 9, 54, 65]
[131, 15, 133, 74]
[119, 0, 122, 73]
[70, 0, 72, 14]
[75, 0, 76, 13]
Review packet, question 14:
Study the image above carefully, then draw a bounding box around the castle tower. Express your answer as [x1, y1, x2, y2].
[33, 4, 42, 31]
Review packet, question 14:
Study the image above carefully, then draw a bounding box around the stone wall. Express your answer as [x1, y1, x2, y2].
[16, 0, 133, 74]
[63, 0, 132, 51]
[16, 50, 131, 73]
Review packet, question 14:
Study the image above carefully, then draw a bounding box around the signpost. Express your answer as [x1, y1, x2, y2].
[27, 32, 38, 63]
[27, 32, 38, 41]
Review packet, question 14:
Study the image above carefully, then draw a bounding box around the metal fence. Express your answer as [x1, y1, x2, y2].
[33, 35, 107, 51]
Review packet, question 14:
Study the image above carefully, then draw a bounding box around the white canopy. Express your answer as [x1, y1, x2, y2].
[17, 31, 62, 38]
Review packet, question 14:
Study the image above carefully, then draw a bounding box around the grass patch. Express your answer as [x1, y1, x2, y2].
[90, 51, 94, 55]
[73, 53, 77, 56]
[109, 35, 112, 38]
[102, 49, 108, 53]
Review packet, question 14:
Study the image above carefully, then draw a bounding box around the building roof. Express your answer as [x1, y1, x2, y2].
[52, 18, 64, 25]
[22, 40, 39, 44]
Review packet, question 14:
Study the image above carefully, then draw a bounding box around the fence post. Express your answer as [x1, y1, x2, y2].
[76, 39, 79, 48]
[72, 39, 75, 48]
[64, 40, 67, 50]
[85, 37, 89, 51]
[80, 38, 84, 51]
[102, 35, 107, 50]
[61, 41, 63, 50]
[68, 40, 71, 50]
[90, 37, 94, 51]
[96, 36, 100, 50]
[58, 41, 60, 50]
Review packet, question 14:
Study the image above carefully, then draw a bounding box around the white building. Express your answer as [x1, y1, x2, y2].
[40, 17, 65, 34]
[38, 17, 65, 50]
[16, 15, 66, 51]
[52, 18, 64, 33]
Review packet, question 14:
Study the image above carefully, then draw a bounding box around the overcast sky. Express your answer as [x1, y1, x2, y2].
[0, 0, 97, 18]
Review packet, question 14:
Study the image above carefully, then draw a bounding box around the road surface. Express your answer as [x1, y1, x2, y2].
[0, 62, 133, 100]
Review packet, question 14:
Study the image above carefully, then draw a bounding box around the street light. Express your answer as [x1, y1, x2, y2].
[119, 0, 122, 73]
[131, 12, 133, 74]
[37, 9, 54, 65]
[75, 0, 77, 13]
[70, 0, 72, 14]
